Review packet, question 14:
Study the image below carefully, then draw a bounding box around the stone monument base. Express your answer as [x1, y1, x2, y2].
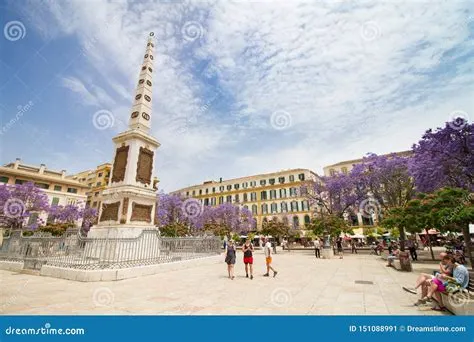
[321, 248, 334, 259]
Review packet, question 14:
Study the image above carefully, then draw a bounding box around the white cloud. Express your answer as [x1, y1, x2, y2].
[19, 0, 474, 192]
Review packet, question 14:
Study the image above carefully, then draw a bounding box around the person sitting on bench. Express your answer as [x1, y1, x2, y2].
[430, 255, 469, 311]
[386, 246, 400, 267]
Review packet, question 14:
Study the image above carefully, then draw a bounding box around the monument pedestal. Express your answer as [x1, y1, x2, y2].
[321, 248, 334, 259]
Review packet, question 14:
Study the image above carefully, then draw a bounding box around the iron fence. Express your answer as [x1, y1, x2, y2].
[0, 228, 221, 270]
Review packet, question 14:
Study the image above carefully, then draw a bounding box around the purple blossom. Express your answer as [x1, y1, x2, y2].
[409, 120, 474, 192]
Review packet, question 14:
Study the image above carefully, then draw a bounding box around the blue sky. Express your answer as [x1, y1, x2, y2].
[0, 0, 473, 192]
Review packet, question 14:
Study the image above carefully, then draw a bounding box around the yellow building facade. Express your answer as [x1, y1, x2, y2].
[72, 163, 112, 209]
[0, 158, 89, 226]
[173, 169, 320, 231]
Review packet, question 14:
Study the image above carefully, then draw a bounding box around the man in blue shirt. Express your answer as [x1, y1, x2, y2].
[431, 255, 469, 311]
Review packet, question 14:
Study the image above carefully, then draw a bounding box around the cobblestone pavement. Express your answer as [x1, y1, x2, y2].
[0, 250, 449, 315]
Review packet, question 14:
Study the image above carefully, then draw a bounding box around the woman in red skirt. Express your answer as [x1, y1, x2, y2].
[242, 238, 254, 280]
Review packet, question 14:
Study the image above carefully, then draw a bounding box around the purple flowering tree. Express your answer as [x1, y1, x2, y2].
[80, 206, 98, 234]
[0, 182, 50, 229]
[409, 120, 474, 192]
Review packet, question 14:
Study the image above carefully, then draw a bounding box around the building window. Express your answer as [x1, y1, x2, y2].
[96, 182, 101, 186]
[51, 197, 60, 206]
[98, 172, 103, 177]
[199, 189, 202, 195]
[234, 184, 239, 190]
[269, 178, 275, 185]
[235, 194, 240, 202]
[219, 196, 224, 205]
[186, 191, 189, 196]
[291, 201, 299, 212]
[301, 200, 309, 211]
[270, 203, 278, 213]
[261, 204, 268, 214]
[205, 189, 209, 194]
[304, 215, 310, 226]
[260, 191, 267, 200]
[278, 177, 285, 184]
[250, 192, 257, 201]
[147, 80, 152, 86]
[54, 185, 62, 191]
[67, 188, 78, 194]
[260, 179, 266, 186]
[227, 185, 232, 191]
[220, 186, 224, 192]
[341, 167, 348, 174]
[92, 201, 97, 207]
[298, 173, 305, 181]
[192, 190, 196, 195]
[280, 188, 287, 198]
[35, 183, 49, 189]
[289, 175, 295, 182]
[330, 169, 336, 176]
[226, 195, 232, 203]
[242, 182, 248, 188]
[204, 198, 209, 206]
[135, 94, 142, 100]
[251, 205, 258, 215]
[0, 176, 9, 183]
[293, 216, 300, 228]
[95, 192, 99, 197]
[281, 202, 288, 213]
[212, 187, 216, 193]
[269, 189, 277, 199]
[250, 181, 256, 187]
[210, 197, 216, 206]
[88, 183, 93, 187]
[289, 187, 298, 197]
[144, 95, 151, 102]
[15, 179, 25, 185]
[243, 193, 248, 202]
[148, 67, 153, 73]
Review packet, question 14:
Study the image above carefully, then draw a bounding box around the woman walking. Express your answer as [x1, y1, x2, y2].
[225, 240, 236, 279]
[242, 238, 254, 279]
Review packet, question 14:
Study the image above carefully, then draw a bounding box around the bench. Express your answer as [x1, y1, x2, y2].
[440, 270, 474, 315]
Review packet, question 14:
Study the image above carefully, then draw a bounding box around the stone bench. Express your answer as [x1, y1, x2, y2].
[440, 271, 474, 315]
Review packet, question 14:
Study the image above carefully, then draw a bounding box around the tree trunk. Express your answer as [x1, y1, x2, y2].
[425, 228, 435, 261]
[462, 225, 473, 270]
[399, 227, 406, 251]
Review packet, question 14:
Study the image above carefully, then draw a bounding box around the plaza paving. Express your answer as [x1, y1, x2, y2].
[0, 250, 448, 315]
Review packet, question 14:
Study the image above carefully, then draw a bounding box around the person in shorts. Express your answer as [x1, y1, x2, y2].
[264, 238, 278, 277]
[242, 238, 254, 280]
[336, 237, 343, 259]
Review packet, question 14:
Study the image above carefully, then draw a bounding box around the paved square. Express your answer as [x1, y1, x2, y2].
[0, 250, 448, 315]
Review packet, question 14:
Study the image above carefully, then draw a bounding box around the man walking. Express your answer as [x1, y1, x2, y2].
[264, 238, 278, 277]
[313, 238, 321, 258]
[407, 238, 418, 261]
[242, 238, 254, 280]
